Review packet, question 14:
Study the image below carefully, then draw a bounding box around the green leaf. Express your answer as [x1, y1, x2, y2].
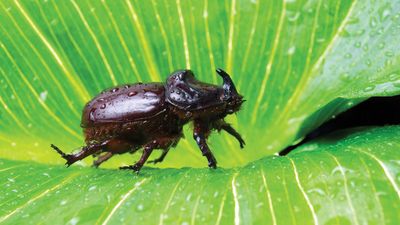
[1, 126, 399, 224]
[1, 0, 400, 224]
[1, 0, 400, 167]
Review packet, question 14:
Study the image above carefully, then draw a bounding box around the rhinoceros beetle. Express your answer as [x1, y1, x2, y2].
[51, 68, 245, 173]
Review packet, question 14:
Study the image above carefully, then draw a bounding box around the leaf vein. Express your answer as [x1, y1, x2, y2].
[261, 169, 277, 225]
[289, 158, 319, 225]
[101, 178, 148, 225]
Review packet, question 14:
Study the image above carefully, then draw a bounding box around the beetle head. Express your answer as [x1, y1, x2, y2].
[216, 68, 244, 114]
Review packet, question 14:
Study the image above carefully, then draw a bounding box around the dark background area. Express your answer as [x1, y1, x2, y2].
[280, 96, 400, 155]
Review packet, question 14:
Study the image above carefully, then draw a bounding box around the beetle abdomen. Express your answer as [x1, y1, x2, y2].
[83, 112, 178, 144]
[81, 83, 166, 127]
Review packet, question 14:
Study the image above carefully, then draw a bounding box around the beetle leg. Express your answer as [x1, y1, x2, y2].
[145, 134, 182, 164]
[120, 145, 154, 173]
[147, 149, 169, 164]
[51, 143, 103, 167]
[193, 121, 217, 169]
[214, 120, 245, 148]
[92, 152, 113, 168]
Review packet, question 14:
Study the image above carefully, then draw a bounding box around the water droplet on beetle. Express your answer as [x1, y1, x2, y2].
[128, 91, 138, 97]
[97, 98, 104, 102]
[89, 108, 97, 121]
[111, 88, 119, 93]
[100, 104, 106, 109]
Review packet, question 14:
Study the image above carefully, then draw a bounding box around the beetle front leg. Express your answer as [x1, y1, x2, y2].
[214, 120, 245, 148]
[193, 121, 217, 169]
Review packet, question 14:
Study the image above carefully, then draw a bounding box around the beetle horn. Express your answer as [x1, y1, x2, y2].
[216, 68, 239, 98]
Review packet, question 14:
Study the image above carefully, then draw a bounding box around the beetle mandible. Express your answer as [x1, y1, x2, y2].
[51, 69, 245, 173]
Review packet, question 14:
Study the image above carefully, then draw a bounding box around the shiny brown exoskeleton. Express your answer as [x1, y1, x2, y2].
[51, 69, 245, 173]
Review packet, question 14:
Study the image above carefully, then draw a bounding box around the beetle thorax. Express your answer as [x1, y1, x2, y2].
[169, 103, 228, 121]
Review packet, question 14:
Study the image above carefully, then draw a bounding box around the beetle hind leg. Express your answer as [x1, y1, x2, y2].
[51, 144, 74, 166]
[51, 143, 103, 167]
[93, 152, 114, 168]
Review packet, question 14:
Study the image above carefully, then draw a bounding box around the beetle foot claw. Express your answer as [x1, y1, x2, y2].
[208, 161, 217, 169]
[119, 165, 132, 170]
[51, 144, 75, 166]
[62, 155, 75, 167]
[239, 140, 246, 149]
[147, 159, 161, 164]
[119, 164, 142, 173]
[50, 144, 67, 157]
[208, 164, 217, 169]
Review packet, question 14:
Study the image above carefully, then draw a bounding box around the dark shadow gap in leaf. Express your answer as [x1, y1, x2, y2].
[280, 95, 400, 155]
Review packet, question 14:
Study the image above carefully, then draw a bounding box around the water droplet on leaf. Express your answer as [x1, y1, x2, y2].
[364, 85, 375, 92]
[389, 73, 399, 81]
